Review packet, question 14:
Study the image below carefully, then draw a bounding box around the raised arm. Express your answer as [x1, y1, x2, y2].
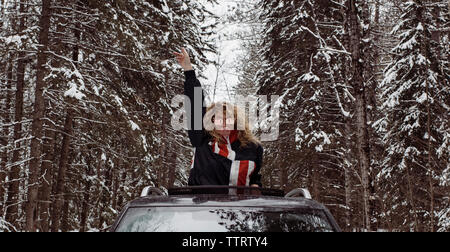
[183, 70, 209, 147]
[174, 48, 209, 147]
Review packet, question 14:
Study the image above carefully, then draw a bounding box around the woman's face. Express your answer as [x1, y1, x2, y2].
[214, 113, 235, 136]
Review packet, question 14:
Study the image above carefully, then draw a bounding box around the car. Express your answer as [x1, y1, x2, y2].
[110, 186, 341, 232]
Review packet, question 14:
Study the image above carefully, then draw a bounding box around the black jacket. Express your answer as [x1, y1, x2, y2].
[183, 70, 263, 187]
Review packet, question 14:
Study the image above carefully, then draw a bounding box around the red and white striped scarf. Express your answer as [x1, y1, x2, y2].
[209, 131, 256, 192]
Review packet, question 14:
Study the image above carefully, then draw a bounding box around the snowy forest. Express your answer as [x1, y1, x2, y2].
[0, 0, 449, 232]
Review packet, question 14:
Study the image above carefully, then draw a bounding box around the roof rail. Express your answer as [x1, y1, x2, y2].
[285, 188, 312, 199]
[140, 186, 165, 197]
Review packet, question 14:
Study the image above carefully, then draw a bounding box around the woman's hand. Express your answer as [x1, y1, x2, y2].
[173, 47, 193, 71]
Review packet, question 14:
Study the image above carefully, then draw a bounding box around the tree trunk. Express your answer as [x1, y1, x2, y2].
[80, 164, 92, 232]
[98, 164, 112, 231]
[157, 114, 166, 187]
[111, 158, 119, 210]
[167, 151, 176, 188]
[25, 0, 51, 232]
[116, 169, 127, 209]
[311, 154, 319, 201]
[5, 55, 23, 225]
[426, 61, 434, 232]
[344, 166, 352, 230]
[161, 112, 169, 188]
[60, 183, 70, 232]
[425, 1, 437, 233]
[6, 0, 27, 227]
[367, 0, 381, 231]
[0, 59, 12, 215]
[50, 107, 74, 232]
[50, 9, 80, 231]
[37, 104, 56, 232]
[406, 162, 419, 231]
[60, 140, 74, 233]
[38, 0, 72, 231]
[344, 119, 353, 231]
[93, 157, 104, 227]
[347, 0, 372, 231]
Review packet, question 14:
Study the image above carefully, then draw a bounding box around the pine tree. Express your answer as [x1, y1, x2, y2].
[255, 0, 359, 230]
[379, 0, 449, 232]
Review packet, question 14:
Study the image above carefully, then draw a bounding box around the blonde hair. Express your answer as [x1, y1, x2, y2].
[205, 101, 261, 148]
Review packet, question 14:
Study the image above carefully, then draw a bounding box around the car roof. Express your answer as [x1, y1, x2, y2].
[111, 189, 342, 232]
[126, 194, 326, 210]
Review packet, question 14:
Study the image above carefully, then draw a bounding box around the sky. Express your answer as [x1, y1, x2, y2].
[199, 1, 246, 105]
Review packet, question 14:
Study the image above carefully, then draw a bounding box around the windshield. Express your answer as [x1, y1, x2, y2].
[115, 207, 335, 232]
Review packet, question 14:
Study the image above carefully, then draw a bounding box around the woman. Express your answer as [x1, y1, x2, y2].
[173, 48, 264, 189]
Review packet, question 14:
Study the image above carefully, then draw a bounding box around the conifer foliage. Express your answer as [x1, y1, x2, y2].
[0, 0, 217, 231]
[239, 0, 449, 231]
